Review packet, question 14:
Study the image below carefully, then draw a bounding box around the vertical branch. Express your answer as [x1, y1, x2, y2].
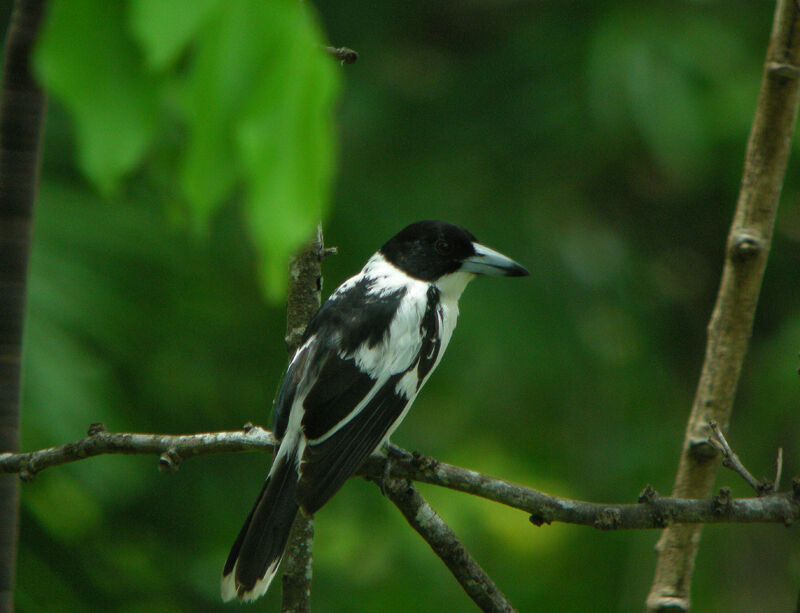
[646, 1, 800, 611]
[0, 1, 48, 612]
[280, 224, 332, 613]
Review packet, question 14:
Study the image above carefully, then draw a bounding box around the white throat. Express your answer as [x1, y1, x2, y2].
[435, 270, 476, 303]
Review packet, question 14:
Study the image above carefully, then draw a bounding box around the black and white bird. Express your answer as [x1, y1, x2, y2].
[221, 220, 528, 602]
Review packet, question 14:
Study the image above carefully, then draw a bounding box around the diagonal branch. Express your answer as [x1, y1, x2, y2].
[379, 476, 517, 613]
[707, 420, 774, 495]
[3, 432, 799, 529]
[646, 0, 800, 610]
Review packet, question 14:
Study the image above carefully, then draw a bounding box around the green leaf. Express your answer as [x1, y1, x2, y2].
[127, 0, 222, 71]
[176, 1, 262, 226]
[36, 0, 340, 301]
[35, 0, 158, 193]
[180, 0, 339, 298]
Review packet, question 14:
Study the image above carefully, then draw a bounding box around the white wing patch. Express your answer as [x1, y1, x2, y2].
[295, 255, 471, 449]
[308, 281, 428, 444]
[349, 280, 428, 376]
[394, 368, 419, 400]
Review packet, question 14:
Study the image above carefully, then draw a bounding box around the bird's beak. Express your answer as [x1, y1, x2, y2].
[462, 243, 529, 277]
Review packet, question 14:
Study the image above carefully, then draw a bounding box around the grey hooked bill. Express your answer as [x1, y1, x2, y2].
[462, 243, 529, 277]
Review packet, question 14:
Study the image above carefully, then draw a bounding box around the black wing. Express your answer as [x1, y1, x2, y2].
[296, 370, 408, 515]
[294, 286, 443, 515]
[272, 277, 407, 440]
[272, 344, 310, 441]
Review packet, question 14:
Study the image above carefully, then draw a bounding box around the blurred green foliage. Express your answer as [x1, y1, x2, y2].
[7, 0, 800, 612]
[34, 0, 339, 299]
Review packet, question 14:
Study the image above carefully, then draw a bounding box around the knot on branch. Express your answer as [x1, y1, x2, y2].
[766, 61, 800, 80]
[324, 46, 358, 65]
[688, 438, 718, 463]
[529, 512, 552, 527]
[646, 595, 690, 612]
[19, 463, 36, 482]
[638, 486, 672, 527]
[87, 422, 106, 436]
[159, 448, 182, 472]
[412, 451, 439, 472]
[728, 233, 763, 263]
[319, 246, 338, 260]
[792, 476, 800, 500]
[712, 487, 732, 515]
[755, 479, 776, 497]
[638, 485, 659, 504]
[594, 507, 622, 530]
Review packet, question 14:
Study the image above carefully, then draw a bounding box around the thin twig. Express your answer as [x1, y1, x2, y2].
[324, 46, 358, 65]
[646, 1, 800, 610]
[775, 447, 784, 492]
[3, 433, 800, 529]
[380, 476, 517, 613]
[707, 420, 765, 494]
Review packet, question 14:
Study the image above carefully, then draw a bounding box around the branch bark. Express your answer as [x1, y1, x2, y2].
[280, 224, 331, 613]
[3, 433, 799, 530]
[0, 1, 48, 611]
[380, 476, 517, 613]
[0, 426, 276, 476]
[646, 1, 800, 610]
[323, 46, 358, 65]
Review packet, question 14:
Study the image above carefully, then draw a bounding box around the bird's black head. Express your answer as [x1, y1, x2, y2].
[380, 221, 475, 282]
[379, 220, 529, 282]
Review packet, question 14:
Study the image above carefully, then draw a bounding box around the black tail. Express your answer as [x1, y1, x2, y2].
[221, 454, 300, 602]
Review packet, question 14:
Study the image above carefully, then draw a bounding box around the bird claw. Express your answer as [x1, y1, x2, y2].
[379, 441, 412, 495]
[383, 441, 413, 461]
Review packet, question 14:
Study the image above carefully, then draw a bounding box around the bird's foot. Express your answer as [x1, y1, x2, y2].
[383, 441, 413, 461]
[379, 441, 412, 495]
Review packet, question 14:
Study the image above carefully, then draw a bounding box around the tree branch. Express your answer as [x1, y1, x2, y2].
[359, 453, 800, 529]
[323, 46, 358, 65]
[708, 420, 774, 495]
[646, 1, 800, 610]
[0, 1, 49, 610]
[0, 426, 276, 478]
[280, 224, 331, 613]
[3, 432, 799, 530]
[379, 476, 517, 613]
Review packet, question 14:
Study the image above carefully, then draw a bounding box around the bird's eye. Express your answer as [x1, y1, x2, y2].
[435, 239, 451, 255]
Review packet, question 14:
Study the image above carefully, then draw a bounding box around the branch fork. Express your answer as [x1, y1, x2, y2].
[707, 420, 783, 496]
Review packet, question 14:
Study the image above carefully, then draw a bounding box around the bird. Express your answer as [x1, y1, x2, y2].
[221, 220, 528, 602]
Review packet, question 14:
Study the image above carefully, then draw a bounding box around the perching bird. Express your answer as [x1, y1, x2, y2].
[221, 220, 528, 602]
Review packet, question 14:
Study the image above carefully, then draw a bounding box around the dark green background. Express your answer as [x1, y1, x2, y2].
[8, 1, 800, 611]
